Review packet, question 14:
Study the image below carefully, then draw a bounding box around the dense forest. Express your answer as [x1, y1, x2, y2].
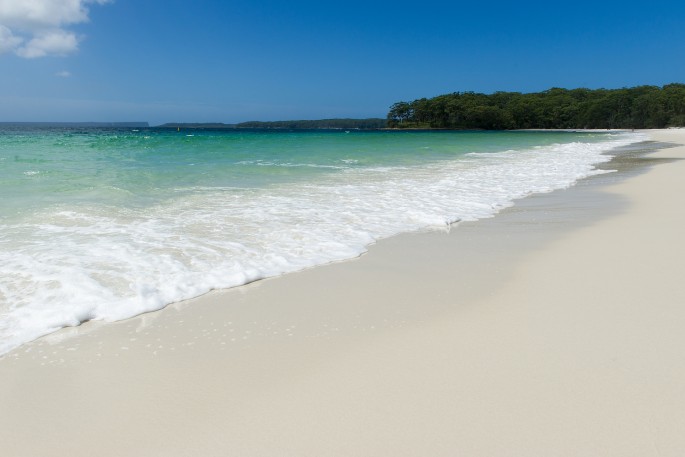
[387, 84, 685, 130]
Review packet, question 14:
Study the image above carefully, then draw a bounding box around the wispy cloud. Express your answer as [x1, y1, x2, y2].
[56, 70, 71, 78]
[0, 24, 21, 53]
[0, 0, 110, 58]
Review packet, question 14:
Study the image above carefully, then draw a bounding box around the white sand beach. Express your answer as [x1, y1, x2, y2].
[1, 129, 684, 456]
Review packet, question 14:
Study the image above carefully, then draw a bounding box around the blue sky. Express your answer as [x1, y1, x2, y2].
[1, 0, 684, 125]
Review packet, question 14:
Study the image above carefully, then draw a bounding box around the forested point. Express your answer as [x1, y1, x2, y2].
[387, 84, 685, 130]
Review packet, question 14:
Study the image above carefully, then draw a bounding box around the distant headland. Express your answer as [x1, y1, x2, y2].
[157, 118, 387, 130]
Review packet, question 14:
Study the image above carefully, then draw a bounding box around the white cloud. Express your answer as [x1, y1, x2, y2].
[16, 29, 79, 58]
[0, 0, 109, 58]
[56, 70, 71, 77]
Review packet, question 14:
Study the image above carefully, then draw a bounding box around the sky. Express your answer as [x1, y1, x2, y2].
[1, 0, 684, 125]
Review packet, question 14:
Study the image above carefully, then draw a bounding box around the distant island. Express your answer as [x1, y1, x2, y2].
[157, 118, 387, 130]
[387, 84, 685, 130]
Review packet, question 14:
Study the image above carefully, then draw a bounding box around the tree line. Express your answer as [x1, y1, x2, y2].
[387, 84, 685, 130]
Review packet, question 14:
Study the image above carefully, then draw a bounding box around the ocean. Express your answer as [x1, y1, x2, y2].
[0, 127, 644, 355]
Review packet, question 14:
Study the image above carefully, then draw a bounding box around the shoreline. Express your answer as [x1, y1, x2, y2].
[0, 130, 639, 357]
[1, 130, 684, 456]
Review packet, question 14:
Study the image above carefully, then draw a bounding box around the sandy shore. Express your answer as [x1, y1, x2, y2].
[1, 129, 684, 456]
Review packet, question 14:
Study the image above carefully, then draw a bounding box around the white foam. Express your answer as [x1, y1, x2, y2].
[0, 134, 645, 355]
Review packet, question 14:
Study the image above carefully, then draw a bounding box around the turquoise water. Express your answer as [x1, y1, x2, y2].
[0, 127, 643, 355]
[1, 129, 617, 215]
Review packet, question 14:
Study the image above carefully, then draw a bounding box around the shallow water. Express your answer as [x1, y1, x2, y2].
[0, 127, 645, 355]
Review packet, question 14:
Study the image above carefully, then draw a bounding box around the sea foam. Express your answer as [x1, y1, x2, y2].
[0, 133, 644, 355]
